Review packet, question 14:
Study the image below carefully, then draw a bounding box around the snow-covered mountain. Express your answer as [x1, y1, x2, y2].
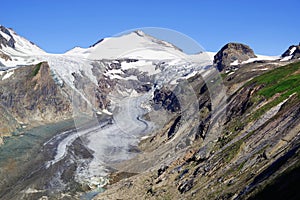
[0, 25, 46, 66]
[0, 26, 216, 111]
[0, 26, 214, 88]
[65, 30, 188, 60]
[281, 44, 300, 61]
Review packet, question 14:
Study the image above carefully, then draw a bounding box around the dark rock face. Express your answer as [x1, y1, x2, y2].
[0, 26, 15, 49]
[153, 87, 181, 112]
[225, 84, 262, 122]
[167, 115, 181, 139]
[96, 75, 115, 109]
[157, 165, 169, 177]
[281, 44, 300, 59]
[214, 43, 256, 71]
[178, 179, 194, 193]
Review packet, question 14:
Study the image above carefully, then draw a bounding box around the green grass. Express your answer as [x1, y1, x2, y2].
[249, 61, 300, 86]
[247, 61, 300, 120]
[250, 61, 300, 99]
[221, 73, 227, 79]
[31, 62, 42, 77]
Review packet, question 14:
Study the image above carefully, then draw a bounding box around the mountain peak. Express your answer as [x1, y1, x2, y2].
[0, 25, 45, 56]
[66, 30, 186, 59]
[281, 44, 300, 60]
[214, 42, 256, 71]
[134, 30, 147, 37]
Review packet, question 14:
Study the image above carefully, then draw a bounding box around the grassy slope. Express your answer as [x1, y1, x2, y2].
[249, 61, 300, 120]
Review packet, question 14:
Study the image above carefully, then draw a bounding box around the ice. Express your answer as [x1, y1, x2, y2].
[37, 54, 98, 86]
[46, 126, 106, 168]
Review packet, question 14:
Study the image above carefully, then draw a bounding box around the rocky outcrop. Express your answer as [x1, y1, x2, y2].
[153, 87, 181, 112]
[0, 52, 11, 61]
[281, 44, 300, 60]
[214, 42, 256, 71]
[0, 62, 72, 137]
[0, 26, 15, 49]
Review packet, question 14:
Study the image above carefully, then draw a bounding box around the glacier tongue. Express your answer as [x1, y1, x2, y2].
[75, 93, 154, 186]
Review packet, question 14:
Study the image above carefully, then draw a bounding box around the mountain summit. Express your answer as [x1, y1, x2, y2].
[65, 30, 186, 59]
[213, 42, 257, 71]
[281, 44, 300, 60]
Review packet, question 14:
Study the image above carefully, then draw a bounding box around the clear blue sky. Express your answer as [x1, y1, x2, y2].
[1, 0, 299, 55]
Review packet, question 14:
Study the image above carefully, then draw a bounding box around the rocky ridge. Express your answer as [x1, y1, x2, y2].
[281, 43, 300, 60]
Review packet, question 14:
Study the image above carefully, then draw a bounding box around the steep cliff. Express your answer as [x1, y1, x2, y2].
[0, 62, 72, 140]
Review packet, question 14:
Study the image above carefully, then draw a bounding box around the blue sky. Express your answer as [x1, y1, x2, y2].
[1, 0, 299, 55]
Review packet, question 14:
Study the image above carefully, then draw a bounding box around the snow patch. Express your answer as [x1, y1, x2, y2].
[123, 75, 138, 81]
[289, 47, 297, 55]
[119, 60, 161, 75]
[22, 188, 45, 194]
[2, 70, 14, 80]
[251, 68, 269, 71]
[109, 74, 124, 80]
[281, 55, 293, 61]
[242, 55, 279, 64]
[101, 109, 113, 115]
[230, 60, 239, 66]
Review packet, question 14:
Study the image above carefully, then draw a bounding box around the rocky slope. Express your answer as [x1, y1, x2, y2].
[95, 48, 300, 200]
